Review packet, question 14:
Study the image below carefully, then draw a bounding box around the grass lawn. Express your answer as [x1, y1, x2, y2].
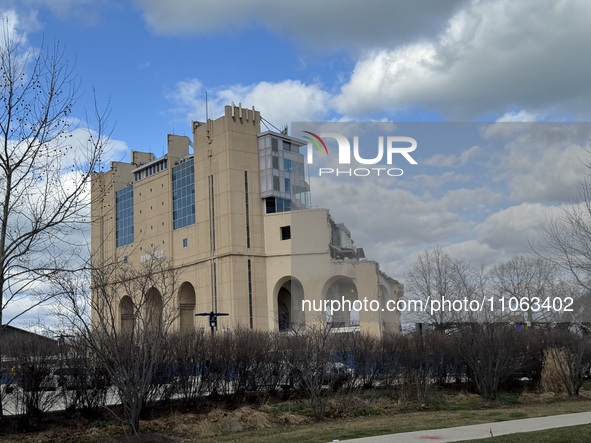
[458, 424, 591, 443]
[194, 398, 591, 443]
[2, 391, 591, 442]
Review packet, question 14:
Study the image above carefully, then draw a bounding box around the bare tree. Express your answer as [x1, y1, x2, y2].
[406, 247, 479, 328]
[53, 252, 180, 436]
[0, 24, 107, 327]
[541, 179, 591, 287]
[539, 176, 591, 324]
[0, 23, 108, 416]
[490, 255, 560, 323]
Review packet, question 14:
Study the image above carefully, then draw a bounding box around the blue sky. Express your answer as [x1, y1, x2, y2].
[2, 0, 591, 324]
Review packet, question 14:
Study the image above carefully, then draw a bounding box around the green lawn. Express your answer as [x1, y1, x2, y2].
[459, 424, 591, 443]
[194, 397, 591, 443]
[2, 392, 591, 443]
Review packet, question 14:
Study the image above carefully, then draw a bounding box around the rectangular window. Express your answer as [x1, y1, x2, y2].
[172, 159, 196, 230]
[271, 138, 278, 152]
[209, 175, 216, 252]
[248, 259, 253, 329]
[265, 197, 276, 214]
[182, 238, 188, 248]
[273, 176, 280, 191]
[284, 178, 291, 194]
[294, 185, 310, 208]
[267, 197, 291, 213]
[211, 261, 218, 312]
[283, 140, 291, 151]
[272, 156, 279, 170]
[115, 184, 134, 247]
[280, 226, 291, 240]
[284, 158, 292, 172]
[244, 171, 250, 249]
[276, 198, 291, 213]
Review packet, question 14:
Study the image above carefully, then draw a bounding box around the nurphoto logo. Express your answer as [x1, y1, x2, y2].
[301, 130, 418, 177]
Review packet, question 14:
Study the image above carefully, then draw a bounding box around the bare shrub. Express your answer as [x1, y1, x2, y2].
[454, 323, 526, 400]
[54, 336, 110, 415]
[541, 325, 589, 396]
[399, 331, 446, 402]
[166, 331, 209, 405]
[285, 323, 338, 421]
[3, 333, 61, 420]
[335, 332, 382, 391]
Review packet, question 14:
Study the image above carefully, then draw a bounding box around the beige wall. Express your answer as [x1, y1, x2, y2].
[264, 209, 402, 335]
[91, 104, 401, 336]
[91, 105, 269, 332]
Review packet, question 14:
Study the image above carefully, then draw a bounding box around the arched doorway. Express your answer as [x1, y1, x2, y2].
[278, 287, 291, 332]
[276, 278, 305, 332]
[120, 296, 134, 333]
[179, 282, 196, 332]
[324, 277, 358, 328]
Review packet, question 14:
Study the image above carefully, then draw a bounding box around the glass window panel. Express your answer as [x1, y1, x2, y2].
[116, 184, 134, 247]
[172, 159, 196, 229]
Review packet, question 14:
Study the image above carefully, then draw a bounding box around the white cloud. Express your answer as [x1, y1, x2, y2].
[135, 0, 467, 51]
[167, 78, 331, 128]
[475, 202, 555, 255]
[483, 123, 591, 202]
[408, 171, 471, 190]
[441, 188, 503, 211]
[335, 0, 591, 119]
[165, 78, 209, 123]
[143, 0, 591, 121]
[422, 153, 455, 168]
[0, 7, 40, 36]
[423, 145, 480, 168]
[496, 110, 540, 123]
[310, 176, 472, 274]
[459, 145, 480, 164]
[0, 0, 108, 25]
[442, 240, 499, 268]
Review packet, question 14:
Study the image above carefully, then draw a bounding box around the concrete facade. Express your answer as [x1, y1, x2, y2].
[91, 104, 401, 336]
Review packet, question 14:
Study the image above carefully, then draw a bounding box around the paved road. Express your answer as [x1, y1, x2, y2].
[337, 411, 591, 442]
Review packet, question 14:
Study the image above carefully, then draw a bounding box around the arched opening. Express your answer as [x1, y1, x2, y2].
[324, 277, 358, 329]
[120, 296, 134, 334]
[278, 287, 291, 332]
[275, 278, 305, 332]
[179, 282, 196, 333]
[145, 287, 163, 330]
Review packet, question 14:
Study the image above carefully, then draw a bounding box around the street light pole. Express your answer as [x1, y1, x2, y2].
[195, 311, 230, 334]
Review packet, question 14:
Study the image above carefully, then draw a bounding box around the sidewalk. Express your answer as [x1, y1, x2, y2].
[338, 411, 591, 442]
